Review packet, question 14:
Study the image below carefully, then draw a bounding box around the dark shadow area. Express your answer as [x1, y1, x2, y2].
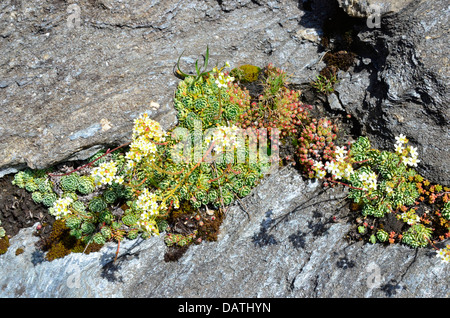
[380, 280, 404, 297]
[288, 230, 307, 249]
[100, 238, 145, 282]
[336, 256, 355, 269]
[250, 185, 349, 250]
[252, 209, 279, 247]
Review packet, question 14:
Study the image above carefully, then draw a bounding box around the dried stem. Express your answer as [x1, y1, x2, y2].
[48, 141, 131, 177]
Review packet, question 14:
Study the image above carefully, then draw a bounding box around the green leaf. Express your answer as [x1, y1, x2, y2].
[203, 45, 209, 70]
[176, 50, 190, 79]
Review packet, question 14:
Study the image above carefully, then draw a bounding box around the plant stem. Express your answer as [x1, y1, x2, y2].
[324, 177, 365, 191]
[114, 240, 121, 263]
[48, 141, 131, 177]
[161, 141, 216, 204]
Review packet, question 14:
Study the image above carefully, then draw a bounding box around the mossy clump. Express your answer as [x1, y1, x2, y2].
[42, 219, 103, 261]
[230, 64, 261, 83]
[322, 50, 356, 73]
[195, 210, 224, 242]
[15, 248, 24, 256]
[0, 236, 9, 255]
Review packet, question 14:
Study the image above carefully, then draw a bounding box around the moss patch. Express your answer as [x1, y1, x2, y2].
[163, 204, 225, 262]
[231, 64, 261, 83]
[0, 236, 9, 255]
[40, 219, 103, 261]
[15, 248, 24, 256]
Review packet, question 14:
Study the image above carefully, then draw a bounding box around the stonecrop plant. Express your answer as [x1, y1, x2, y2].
[238, 63, 311, 140]
[119, 60, 273, 239]
[10, 49, 278, 256]
[8, 48, 449, 265]
[311, 134, 450, 262]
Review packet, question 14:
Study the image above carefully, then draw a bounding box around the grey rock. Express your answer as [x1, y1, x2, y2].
[0, 0, 449, 299]
[0, 0, 322, 176]
[0, 167, 447, 297]
[334, 0, 450, 184]
[327, 92, 345, 112]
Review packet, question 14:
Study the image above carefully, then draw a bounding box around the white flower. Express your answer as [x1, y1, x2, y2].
[436, 248, 450, 263]
[407, 156, 420, 167]
[91, 160, 119, 187]
[368, 180, 377, 190]
[312, 160, 324, 171]
[214, 71, 234, 88]
[325, 161, 339, 176]
[343, 164, 354, 179]
[50, 197, 74, 220]
[334, 169, 343, 180]
[316, 169, 326, 179]
[336, 155, 346, 163]
[136, 188, 160, 217]
[394, 143, 404, 153]
[215, 79, 227, 88]
[103, 175, 114, 185]
[358, 171, 377, 191]
[137, 219, 159, 236]
[115, 176, 124, 184]
[401, 211, 420, 225]
[408, 146, 418, 157]
[368, 171, 377, 181]
[335, 146, 347, 158]
[385, 186, 393, 195]
[359, 172, 369, 182]
[126, 160, 137, 170]
[395, 134, 408, 144]
[211, 125, 242, 152]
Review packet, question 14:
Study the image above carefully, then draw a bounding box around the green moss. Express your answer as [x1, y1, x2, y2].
[15, 248, 24, 256]
[0, 236, 9, 254]
[45, 241, 72, 261]
[322, 51, 356, 72]
[43, 219, 104, 261]
[231, 64, 261, 83]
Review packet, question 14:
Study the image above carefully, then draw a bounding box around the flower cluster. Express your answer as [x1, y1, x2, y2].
[213, 67, 234, 89]
[91, 160, 123, 187]
[137, 218, 159, 237]
[394, 134, 420, 167]
[204, 125, 244, 154]
[134, 188, 162, 236]
[312, 145, 354, 181]
[436, 245, 450, 263]
[136, 188, 160, 217]
[50, 197, 74, 220]
[297, 118, 339, 178]
[358, 170, 378, 191]
[126, 113, 167, 169]
[132, 112, 166, 141]
[398, 208, 421, 225]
